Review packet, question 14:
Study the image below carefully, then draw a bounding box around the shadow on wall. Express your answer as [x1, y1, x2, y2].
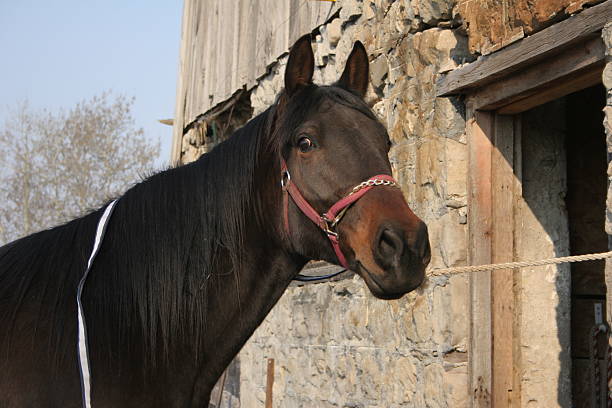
[492, 84, 607, 406]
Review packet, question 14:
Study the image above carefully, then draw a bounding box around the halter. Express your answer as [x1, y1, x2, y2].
[280, 158, 399, 277]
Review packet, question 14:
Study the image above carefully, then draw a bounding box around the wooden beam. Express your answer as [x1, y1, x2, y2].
[496, 64, 603, 114]
[491, 114, 516, 408]
[468, 108, 493, 407]
[470, 37, 605, 112]
[436, 0, 612, 97]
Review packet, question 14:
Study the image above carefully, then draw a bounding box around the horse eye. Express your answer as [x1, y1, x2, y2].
[297, 136, 314, 153]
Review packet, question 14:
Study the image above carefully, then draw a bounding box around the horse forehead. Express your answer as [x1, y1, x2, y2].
[315, 99, 370, 126]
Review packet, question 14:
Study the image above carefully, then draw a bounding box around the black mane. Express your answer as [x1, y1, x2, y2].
[0, 84, 379, 369]
[0, 105, 275, 368]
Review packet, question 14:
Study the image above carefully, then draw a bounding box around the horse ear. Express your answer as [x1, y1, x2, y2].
[337, 41, 369, 98]
[285, 34, 314, 97]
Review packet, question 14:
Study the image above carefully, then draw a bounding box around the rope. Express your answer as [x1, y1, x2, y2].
[591, 325, 603, 408]
[428, 251, 612, 406]
[590, 323, 611, 408]
[427, 251, 612, 277]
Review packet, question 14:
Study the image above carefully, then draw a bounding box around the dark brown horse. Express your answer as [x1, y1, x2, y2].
[0, 35, 430, 407]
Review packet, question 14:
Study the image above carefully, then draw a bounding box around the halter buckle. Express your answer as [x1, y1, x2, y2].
[281, 169, 291, 190]
[321, 216, 339, 237]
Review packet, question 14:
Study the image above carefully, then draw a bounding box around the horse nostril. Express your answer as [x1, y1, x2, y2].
[377, 228, 404, 264]
[416, 222, 431, 264]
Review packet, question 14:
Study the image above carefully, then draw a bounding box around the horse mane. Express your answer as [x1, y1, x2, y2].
[0, 105, 275, 367]
[0, 84, 378, 371]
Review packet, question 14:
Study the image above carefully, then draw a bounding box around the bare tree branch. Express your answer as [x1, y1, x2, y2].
[0, 94, 160, 245]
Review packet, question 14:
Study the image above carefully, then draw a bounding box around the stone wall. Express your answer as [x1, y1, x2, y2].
[237, 1, 472, 406]
[455, 0, 606, 55]
[172, 1, 609, 406]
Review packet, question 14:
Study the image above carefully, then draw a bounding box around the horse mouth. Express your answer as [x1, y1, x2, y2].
[354, 261, 418, 300]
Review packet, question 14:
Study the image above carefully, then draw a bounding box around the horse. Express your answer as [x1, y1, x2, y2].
[0, 35, 430, 407]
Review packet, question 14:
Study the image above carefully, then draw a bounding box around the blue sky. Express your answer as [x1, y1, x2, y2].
[0, 1, 182, 168]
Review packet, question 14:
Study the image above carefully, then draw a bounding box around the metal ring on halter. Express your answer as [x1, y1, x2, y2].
[281, 169, 291, 189]
[320, 217, 339, 238]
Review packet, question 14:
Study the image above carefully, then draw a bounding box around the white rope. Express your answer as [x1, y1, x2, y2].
[77, 199, 118, 408]
[428, 251, 612, 277]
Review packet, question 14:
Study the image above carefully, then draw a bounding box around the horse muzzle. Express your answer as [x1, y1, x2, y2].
[342, 190, 431, 299]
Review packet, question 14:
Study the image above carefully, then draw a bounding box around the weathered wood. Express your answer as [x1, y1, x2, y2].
[467, 108, 493, 407]
[265, 358, 274, 408]
[491, 114, 515, 408]
[470, 37, 605, 111]
[171, 0, 195, 164]
[436, 0, 612, 97]
[511, 115, 523, 408]
[172, 0, 338, 164]
[497, 64, 603, 114]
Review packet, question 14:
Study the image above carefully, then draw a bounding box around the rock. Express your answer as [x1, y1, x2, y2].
[424, 363, 445, 408]
[370, 55, 388, 89]
[339, 0, 363, 21]
[327, 18, 343, 48]
[444, 365, 469, 407]
[415, 0, 455, 26]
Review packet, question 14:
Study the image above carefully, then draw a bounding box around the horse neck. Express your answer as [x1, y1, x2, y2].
[193, 242, 304, 395]
[181, 154, 307, 400]
[88, 134, 305, 397]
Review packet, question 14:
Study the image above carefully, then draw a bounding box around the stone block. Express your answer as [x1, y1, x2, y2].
[603, 63, 612, 90]
[439, 211, 467, 268]
[444, 365, 469, 407]
[432, 283, 451, 345]
[424, 363, 446, 408]
[412, 294, 433, 342]
[449, 275, 469, 347]
[339, 0, 364, 21]
[434, 96, 466, 142]
[444, 137, 467, 202]
[604, 106, 612, 150]
[415, 0, 455, 26]
[370, 54, 389, 89]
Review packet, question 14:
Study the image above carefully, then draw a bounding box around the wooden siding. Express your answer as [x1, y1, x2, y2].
[172, 0, 338, 162]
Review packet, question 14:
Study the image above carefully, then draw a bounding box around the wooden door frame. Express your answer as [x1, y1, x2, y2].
[436, 1, 611, 406]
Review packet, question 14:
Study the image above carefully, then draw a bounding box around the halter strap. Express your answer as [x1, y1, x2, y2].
[281, 159, 398, 270]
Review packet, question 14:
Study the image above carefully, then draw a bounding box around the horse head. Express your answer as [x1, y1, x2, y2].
[276, 35, 431, 299]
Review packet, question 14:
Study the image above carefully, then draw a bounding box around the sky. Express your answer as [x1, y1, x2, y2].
[0, 1, 182, 168]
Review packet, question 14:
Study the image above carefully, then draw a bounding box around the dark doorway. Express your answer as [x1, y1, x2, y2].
[565, 84, 607, 406]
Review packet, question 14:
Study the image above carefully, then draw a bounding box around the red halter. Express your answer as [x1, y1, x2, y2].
[280, 159, 398, 269]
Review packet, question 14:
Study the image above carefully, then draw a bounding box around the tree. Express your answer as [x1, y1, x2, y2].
[0, 93, 160, 245]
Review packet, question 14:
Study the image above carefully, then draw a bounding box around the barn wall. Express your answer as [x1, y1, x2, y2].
[171, 0, 338, 163]
[172, 1, 607, 407]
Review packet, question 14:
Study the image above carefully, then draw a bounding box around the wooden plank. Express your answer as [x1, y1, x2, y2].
[171, 0, 196, 164]
[467, 108, 493, 407]
[173, 0, 340, 164]
[470, 37, 605, 111]
[265, 358, 274, 408]
[511, 115, 523, 408]
[491, 114, 515, 408]
[436, 0, 612, 97]
[497, 65, 603, 114]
